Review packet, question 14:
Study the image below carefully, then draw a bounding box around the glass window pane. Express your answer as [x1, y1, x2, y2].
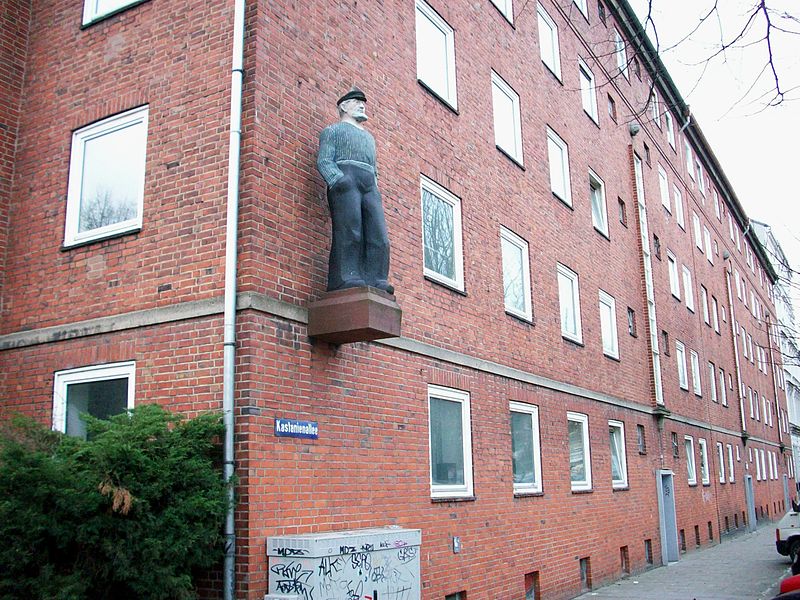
[609, 427, 623, 481]
[511, 412, 535, 484]
[422, 190, 455, 280]
[493, 84, 516, 154]
[66, 377, 128, 438]
[502, 237, 525, 313]
[569, 419, 586, 482]
[548, 137, 565, 198]
[416, 9, 449, 99]
[559, 272, 576, 336]
[430, 397, 464, 486]
[79, 122, 145, 233]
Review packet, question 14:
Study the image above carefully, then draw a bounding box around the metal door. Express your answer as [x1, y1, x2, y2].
[656, 470, 679, 563]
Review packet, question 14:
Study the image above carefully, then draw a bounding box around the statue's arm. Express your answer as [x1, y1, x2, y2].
[317, 127, 343, 187]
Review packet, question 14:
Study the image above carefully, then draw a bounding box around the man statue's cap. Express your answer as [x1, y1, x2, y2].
[337, 86, 367, 106]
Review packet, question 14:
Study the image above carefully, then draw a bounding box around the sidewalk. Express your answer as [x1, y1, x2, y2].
[576, 524, 791, 599]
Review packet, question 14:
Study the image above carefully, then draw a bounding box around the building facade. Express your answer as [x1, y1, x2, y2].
[0, 0, 794, 598]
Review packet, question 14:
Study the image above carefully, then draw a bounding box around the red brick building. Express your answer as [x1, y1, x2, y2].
[0, 0, 792, 598]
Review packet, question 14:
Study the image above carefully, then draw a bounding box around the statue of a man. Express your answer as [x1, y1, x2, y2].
[317, 87, 393, 295]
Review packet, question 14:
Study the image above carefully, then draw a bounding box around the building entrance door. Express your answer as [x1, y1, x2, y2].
[656, 470, 679, 564]
[745, 474, 757, 532]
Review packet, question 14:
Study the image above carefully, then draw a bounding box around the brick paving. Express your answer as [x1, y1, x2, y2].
[576, 524, 792, 599]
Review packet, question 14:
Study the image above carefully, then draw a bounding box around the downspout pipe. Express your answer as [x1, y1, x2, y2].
[223, 0, 246, 598]
[724, 253, 747, 434]
[765, 313, 784, 445]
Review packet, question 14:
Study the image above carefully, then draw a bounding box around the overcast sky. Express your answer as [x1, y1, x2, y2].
[628, 0, 800, 290]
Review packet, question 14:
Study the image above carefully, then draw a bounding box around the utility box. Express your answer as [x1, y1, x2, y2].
[266, 527, 421, 600]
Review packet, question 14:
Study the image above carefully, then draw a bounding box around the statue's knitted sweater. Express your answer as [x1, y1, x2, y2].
[317, 121, 378, 187]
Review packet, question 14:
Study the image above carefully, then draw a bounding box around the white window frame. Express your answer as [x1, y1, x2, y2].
[673, 186, 685, 228]
[64, 106, 148, 247]
[589, 168, 608, 237]
[52, 361, 136, 434]
[420, 175, 464, 291]
[711, 296, 720, 332]
[83, 0, 142, 25]
[573, 0, 588, 18]
[491, 71, 524, 164]
[537, 4, 562, 80]
[568, 412, 592, 491]
[609, 420, 628, 489]
[719, 368, 728, 406]
[578, 59, 598, 122]
[547, 127, 572, 206]
[500, 227, 532, 321]
[692, 212, 703, 251]
[701, 285, 710, 325]
[490, 0, 513, 22]
[667, 252, 681, 299]
[690, 349, 702, 396]
[727, 443, 735, 482]
[428, 385, 473, 499]
[685, 139, 694, 179]
[685, 436, 697, 485]
[676, 340, 688, 390]
[704, 227, 713, 264]
[696, 160, 706, 196]
[665, 111, 676, 148]
[717, 442, 725, 483]
[415, 0, 458, 110]
[599, 289, 619, 359]
[658, 165, 671, 212]
[510, 402, 543, 494]
[708, 361, 717, 403]
[713, 190, 721, 221]
[698, 438, 710, 485]
[614, 28, 628, 79]
[682, 265, 695, 312]
[557, 263, 582, 343]
[650, 91, 660, 126]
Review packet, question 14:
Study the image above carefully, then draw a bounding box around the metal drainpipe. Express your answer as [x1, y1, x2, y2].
[223, 0, 246, 597]
[765, 313, 784, 445]
[724, 256, 747, 434]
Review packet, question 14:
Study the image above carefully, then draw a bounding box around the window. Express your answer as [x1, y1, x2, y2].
[599, 290, 619, 358]
[717, 442, 725, 483]
[667, 252, 680, 299]
[609, 420, 628, 488]
[490, 0, 513, 22]
[568, 412, 592, 491]
[650, 92, 660, 126]
[428, 385, 473, 498]
[727, 444, 735, 482]
[692, 213, 703, 251]
[685, 436, 697, 485]
[614, 29, 628, 78]
[83, 0, 142, 25]
[673, 186, 685, 228]
[573, 0, 588, 17]
[558, 264, 582, 343]
[671, 432, 679, 457]
[653, 235, 661, 260]
[700, 285, 710, 324]
[661, 330, 670, 355]
[696, 161, 705, 195]
[537, 4, 562, 79]
[643, 143, 651, 166]
[421, 176, 464, 290]
[65, 106, 148, 247]
[607, 94, 617, 121]
[711, 296, 720, 332]
[685, 139, 694, 178]
[445, 592, 466, 600]
[665, 111, 676, 147]
[589, 169, 608, 236]
[627, 307, 637, 336]
[676, 341, 688, 390]
[714, 190, 721, 220]
[719, 368, 728, 406]
[491, 71, 524, 164]
[658, 165, 670, 212]
[579, 59, 598, 122]
[682, 265, 694, 311]
[618, 197, 627, 226]
[53, 361, 136, 439]
[708, 361, 717, 403]
[637, 424, 647, 454]
[510, 402, 542, 494]
[690, 350, 702, 396]
[415, 0, 458, 109]
[598, 0, 606, 24]
[547, 127, 571, 205]
[704, 227, 713, 264]
[501, 228, 532, 320]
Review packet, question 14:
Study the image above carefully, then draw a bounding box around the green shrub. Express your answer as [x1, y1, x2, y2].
[0, 405, 228, 600]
